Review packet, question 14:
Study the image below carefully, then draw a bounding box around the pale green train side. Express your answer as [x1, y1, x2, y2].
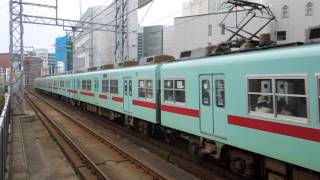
[35, 43, 320, 178]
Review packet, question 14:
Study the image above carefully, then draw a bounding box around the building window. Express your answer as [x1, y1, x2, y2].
[277, 31, 287, 41]
[282, 5, 289, 19]
[101, 79, 109, 93]
[138, 80, 153, 100]
[208, 24, 213, 36]
[110, 80, 118, 94]
[164, 79, 186, 105]
[248, 76, 308, 123]
[306, 2, 313, 16]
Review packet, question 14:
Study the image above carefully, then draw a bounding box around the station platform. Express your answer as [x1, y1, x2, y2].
[9, 104, 78, 180]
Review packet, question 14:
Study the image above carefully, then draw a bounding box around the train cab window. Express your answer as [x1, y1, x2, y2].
[102, 80, 109, 93]
[110, 80, 118, 94]
[164, 79, 186, 105]
[216, 80, 225, 107]
[248, 76, 308, 123]
[138, 80, 153, 100]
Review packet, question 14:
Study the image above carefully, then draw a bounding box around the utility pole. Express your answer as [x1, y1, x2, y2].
[114, 0, 129, 64]
[9, 0, 116, 114]
[9, 0, 25, 114]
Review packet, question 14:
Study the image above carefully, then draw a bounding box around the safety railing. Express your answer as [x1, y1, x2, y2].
[0, 94, 11, 180]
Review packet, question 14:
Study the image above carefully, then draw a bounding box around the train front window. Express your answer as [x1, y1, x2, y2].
[248, 76, 308, 123]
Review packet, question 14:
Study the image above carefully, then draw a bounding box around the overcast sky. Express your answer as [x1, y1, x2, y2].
[0, 0, 189, 53]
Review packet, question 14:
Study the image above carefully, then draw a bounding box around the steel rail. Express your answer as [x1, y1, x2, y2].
[25, 92, 110, 180]
[27, 90, 167, 180]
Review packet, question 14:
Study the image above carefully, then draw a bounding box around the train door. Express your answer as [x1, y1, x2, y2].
[123, 77, 132, 113]
[199, 74, 225, 135]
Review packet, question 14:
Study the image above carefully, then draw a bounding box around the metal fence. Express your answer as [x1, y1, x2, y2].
[0, 94, 11, 180]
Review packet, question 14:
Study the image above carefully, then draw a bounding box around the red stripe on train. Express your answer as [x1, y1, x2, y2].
[112, 96, 124, 102]
[132, 100, 156, 109]
[68, 89, 78, 94]
[161, 105, 199, 118]
[228, 115, 320, 142]
[80, 91, 95, 97]
[99, 94, 108, 99]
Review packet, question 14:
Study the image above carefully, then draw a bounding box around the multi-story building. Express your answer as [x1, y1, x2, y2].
[137, 25, 174, 60]
[24, 56, 42, 86]
[34, 49, 49, 76]
[73, 2, 138, 70]
[174, 0, 320, 58]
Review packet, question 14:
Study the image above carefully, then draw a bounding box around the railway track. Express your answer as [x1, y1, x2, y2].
[25, 91, 168, 180]
[31, 90, 248, 180]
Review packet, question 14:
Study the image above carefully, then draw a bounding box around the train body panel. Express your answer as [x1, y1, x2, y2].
[160, 43, 320, 172]
[34, 43, 320, 173]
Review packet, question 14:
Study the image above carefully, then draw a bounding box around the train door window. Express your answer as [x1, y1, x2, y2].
[110, 80, 118, 94]
[102, 80, 109, 93]
[216, 80, 225, 107]
[275, 78, 307, 120]
[124, 80, 128, 95]
[87, 80, 92, 91]
[129, 80, 132, 96]
[248, 78, 274, 115]
[82, 80, 86, 90]
[202, 80, 210, 106]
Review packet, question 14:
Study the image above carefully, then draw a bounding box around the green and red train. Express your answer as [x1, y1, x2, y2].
[35, 43, 320, 179]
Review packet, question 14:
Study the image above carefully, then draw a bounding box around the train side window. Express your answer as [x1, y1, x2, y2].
[110, 80, 118, 94]
[164, 80, 174, 103]
[164, 79, 185, 105]
[276, 79, 307, 119]
[87, 80, 92, 91]
[94, 79, 99, 91]
[318, 78, 320, 124]
[248, 79, 273, 114]
[102, 80, 109, 93]
[82, 80, 86, 90]
[216, 80, 225, 108]
[138, 80, 153, 100]
[60, 80, 64, 88]
[248, 76, 308, 123]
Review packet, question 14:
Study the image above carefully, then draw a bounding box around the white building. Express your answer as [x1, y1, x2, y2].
[74, 2, 138, 71]
[34, 49, 49, 76]
[174, 0, 320, 58]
